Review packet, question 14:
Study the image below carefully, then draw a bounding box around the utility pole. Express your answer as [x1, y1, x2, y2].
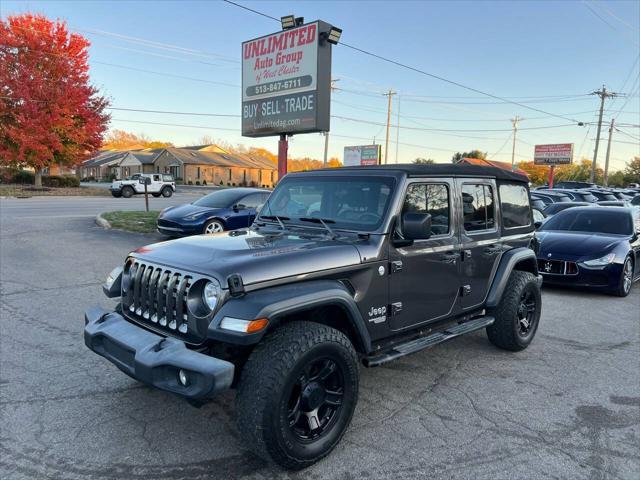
[395, 95, 401, 164]
[383, 89, 396, 164]
[323, 78, 339, 168]
[590, 86, 618, 183]
[510, 115, 519, 169]
[603, 118, 615, 186]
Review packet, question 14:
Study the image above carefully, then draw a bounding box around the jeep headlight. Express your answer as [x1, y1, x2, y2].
[582, 252, 615, 268]
[202, 280, 221, 311]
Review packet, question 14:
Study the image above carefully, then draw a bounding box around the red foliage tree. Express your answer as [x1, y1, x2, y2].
[0, 14, 110, 187]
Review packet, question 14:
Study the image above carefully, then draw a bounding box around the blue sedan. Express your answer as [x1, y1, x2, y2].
[157, 188, 270, 236]
[536, 206, 640, 296]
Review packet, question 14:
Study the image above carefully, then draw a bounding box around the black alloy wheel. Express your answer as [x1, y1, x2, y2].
[236, 321, 359, 470]
[516, 289, 538, 338]
[287, 358, 345, 441]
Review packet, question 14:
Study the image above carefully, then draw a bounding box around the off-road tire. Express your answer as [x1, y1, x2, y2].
[486, 270, 541, 351]
[161, 186, 173, 197]
[612, 256, 634, 297]
[110, 191, 121, 198]
[121, 186, 134, 198]
[236, 321, 359, 470]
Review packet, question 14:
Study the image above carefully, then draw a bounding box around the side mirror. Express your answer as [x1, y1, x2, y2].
[233, 203, 246, 211]
[402, 212, 432, 240]
[534, 221, 543, 229]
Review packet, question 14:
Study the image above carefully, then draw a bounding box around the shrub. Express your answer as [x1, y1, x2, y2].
[195, 180, 200, 185]
[188, 180, 193, 185]
[220, 180, 224, 186]
[13, 170, 35, 184]
[81, 176, 96, 182]
[202, 180, 207, 185]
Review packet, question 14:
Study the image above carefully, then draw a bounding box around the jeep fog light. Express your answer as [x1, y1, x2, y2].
[178, 369, 189, 386]
[220, 317, 269, 334]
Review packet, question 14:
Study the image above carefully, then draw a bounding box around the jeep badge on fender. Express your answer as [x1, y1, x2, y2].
[84, 164, 542, 470]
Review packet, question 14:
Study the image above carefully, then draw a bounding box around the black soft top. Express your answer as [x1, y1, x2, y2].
[294, 164, 529, 183]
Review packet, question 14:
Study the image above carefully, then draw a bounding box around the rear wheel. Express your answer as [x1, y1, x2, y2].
[613, 257, 634, 297]
[121, 186, 134, 198]
[203, 219, 224, 234]
[161, 186, 173, 197]
[236, 322, 359, 470]
[487, 271, 541, 351]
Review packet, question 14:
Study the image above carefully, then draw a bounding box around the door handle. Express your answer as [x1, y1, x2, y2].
[440, 252, 458, 263]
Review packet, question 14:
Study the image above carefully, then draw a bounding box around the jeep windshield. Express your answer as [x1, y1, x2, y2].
[258, 175, 395, 232]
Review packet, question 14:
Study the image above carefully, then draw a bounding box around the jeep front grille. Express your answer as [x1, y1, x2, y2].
[122, 261, 193, 336]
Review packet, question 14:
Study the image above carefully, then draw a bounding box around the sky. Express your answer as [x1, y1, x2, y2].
[2, 0, 639, 170]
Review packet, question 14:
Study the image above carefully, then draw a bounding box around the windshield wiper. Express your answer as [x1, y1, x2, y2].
[257, 215, 289, 230]
[299, 217, 337, 239]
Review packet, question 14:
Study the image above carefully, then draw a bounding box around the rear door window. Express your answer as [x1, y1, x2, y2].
[462, 184, 495, 232]
[499, 184, 532, 228]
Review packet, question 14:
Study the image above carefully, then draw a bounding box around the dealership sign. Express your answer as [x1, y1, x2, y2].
[534, 144, 574, 165]
[344, 145, 382, 166]
[242, 21, 332, 137]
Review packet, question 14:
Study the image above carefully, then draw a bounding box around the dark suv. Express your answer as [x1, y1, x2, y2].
[85, 164, 542, 469]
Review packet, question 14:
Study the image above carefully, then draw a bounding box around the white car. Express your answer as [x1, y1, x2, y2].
[111, 173, 175, 198]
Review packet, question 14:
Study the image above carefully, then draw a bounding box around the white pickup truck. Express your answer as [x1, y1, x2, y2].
[110, 173, 176, 198]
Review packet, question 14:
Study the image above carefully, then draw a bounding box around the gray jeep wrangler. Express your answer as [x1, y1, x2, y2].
[85, 164, 542, 469]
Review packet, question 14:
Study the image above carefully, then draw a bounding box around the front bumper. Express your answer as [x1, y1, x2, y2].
[84, 307, 234, 401]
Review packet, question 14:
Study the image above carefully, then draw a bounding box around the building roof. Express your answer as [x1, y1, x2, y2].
[459, 157, 528, 177]
[83, 146, 277, 170]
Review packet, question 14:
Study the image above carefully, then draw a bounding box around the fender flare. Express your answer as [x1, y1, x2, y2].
[485, 247, 540, 308]
[208, 280, 372, 353]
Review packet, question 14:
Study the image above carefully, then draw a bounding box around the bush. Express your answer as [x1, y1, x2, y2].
[202, 180, 207, 185]
[81, 176, 96, 182]
[41, 175, 80, 188]
[13, 170, 35, 184]
[195, 180, 200, 185]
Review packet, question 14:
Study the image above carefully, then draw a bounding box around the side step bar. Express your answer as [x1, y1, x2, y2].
[363, 316, 495, 367]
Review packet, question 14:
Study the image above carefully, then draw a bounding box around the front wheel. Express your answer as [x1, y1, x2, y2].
[203, 219, 224, 234]
[110, 191, 121, 198]
[236, 322, 359, 470]
[121, 186, 134, 198]
[613, 257, 634, 297]
[486, 270, 542, 351]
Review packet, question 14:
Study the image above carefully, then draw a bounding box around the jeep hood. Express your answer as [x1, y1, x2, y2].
[132, 230, 363, 286]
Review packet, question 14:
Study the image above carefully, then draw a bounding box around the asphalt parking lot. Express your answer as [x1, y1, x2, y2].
[1, 196, 639, 480]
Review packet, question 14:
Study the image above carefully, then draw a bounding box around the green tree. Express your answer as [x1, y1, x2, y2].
[623, 157, 640, 184]
[413, 158, 435, 164]
[451, 150, 486, 163]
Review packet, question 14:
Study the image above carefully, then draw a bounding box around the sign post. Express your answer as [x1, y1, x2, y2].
[534, 143, 574, 189]
[241, 20, 336, 179]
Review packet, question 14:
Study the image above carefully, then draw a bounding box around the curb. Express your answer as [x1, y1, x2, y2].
[95, 213, 111, 229]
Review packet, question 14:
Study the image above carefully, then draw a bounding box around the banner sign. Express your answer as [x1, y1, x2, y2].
[242, 21, 332, 137]
[344, 145, 382, 166]
[534, 143, 574, 165]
